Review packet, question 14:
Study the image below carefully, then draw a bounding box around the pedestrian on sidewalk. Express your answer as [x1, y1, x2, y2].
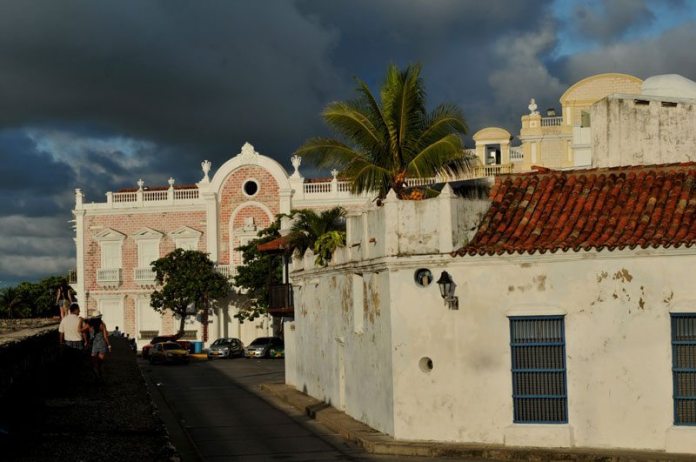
[84, 311, 111, 381]
[58, 303, 87, 370]
[55, 281, 73, 319]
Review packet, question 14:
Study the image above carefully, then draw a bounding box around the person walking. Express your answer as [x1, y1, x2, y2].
[58, 303, 87, 370]
[55, 281, 73, 319]
[85, 312, 111, 381]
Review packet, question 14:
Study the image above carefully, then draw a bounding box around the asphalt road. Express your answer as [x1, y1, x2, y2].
[140, 356, 480, 462]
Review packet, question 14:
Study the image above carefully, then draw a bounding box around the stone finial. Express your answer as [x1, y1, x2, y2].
[168, 177, 175, 188]
[75, 188, 84, 206]
[137, 178, 145, 191]
[528, 98, 539, 115]
[201, 160, 212, 183]
[331, 169, 339, 180]
[290, 155, 302, 178]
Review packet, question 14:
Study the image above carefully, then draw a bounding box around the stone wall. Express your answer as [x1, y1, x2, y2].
[592, 95, 696, 168]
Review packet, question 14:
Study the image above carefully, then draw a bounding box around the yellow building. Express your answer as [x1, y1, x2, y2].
[474, 73, 643, 171]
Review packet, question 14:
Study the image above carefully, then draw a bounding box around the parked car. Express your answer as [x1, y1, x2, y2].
[142, 335, 189, 358]
[207, 337, 244, 359]
[245, 337, 284, 359]
[148, 341, 190, 365]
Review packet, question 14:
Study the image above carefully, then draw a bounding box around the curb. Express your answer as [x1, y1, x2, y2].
[260, 383, 694, 462]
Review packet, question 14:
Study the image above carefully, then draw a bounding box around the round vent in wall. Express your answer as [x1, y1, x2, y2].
[243, 179, 259, 197]
[414, 268, 433, 287]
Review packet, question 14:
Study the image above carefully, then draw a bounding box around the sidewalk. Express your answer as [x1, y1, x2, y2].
[2, 337, 177, 461]
[260, 383, 694, 462]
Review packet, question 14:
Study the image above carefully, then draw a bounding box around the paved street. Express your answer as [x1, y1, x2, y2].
[140, 357, 479, 462]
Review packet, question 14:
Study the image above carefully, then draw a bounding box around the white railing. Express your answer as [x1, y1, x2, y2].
[174, 189, 199, 200]
[405, 177, 437, 187]
[134, 267, 157, 283]
[473, 164, 513, 177]
[304, 182, 332, 194]
[337, 181, 352, 192]
[510, 148, 524, 162]
[143, 190, 167, 201]
[215, 265, 237, 280]
[113, 192, 137, 203]
[96, 268, 122, 284]
[541, 116, 563, 127]
[108, 188, 199, 205]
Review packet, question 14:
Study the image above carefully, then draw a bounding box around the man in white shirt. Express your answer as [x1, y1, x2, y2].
[59, 303, 86, 351]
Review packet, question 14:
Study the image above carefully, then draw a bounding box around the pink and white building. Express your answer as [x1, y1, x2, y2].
[71, 142, 380, 346]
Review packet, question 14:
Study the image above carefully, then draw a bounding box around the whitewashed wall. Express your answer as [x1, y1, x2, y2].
[287, 190, 696, 454]
[391, 251, 696, 453]
[592, 95, 696, 167]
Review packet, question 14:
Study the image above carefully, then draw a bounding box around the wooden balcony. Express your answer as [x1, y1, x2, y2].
[268, 283, 294, 317]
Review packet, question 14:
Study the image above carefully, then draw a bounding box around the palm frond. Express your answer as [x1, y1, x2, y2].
[405, 133, 466, 178]
[294, 138, 366, 170]
[416, 104, 468, 153]
[322, 101, 385, 154]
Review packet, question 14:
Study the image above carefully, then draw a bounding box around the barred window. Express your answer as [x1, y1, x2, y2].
[671, 314, 696, 425]
[509, 316, 568, 423]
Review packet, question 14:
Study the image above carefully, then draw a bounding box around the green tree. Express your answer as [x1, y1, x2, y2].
[0, 286, 23, 318]
[287, 207, 346, 265]
[233, 218, 283, 321]
[295, 63, 475, 199]
[150, 249, 231, 337]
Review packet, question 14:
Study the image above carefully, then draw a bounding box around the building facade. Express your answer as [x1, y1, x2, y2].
[72, 142, 377, 346]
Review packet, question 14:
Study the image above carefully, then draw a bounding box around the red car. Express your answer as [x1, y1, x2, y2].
[142, 335, 190, 358]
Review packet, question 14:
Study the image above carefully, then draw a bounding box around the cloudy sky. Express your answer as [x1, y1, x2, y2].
[1, 0, 695, 285]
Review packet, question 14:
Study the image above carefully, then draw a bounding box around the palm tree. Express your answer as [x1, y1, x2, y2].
[295, 63, 475, 199]
[287, 207, 346, 265]
[0, 286, 23, 319]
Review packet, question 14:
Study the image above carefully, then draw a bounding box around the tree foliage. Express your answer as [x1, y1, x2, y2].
[0, 275, 70, 319]
[150, 249, 231, 337]
[295, 63, 475, 199]
[233, 218, 283, 322]
[287, 207, 346, 266]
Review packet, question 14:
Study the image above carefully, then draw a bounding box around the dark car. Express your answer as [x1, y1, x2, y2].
[245, 337, 284, 359]
[207, 337, 244, 359]
[149, 341, 190, 365]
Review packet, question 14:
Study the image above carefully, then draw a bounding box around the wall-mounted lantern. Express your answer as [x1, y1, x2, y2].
[436, 271, 459, 310]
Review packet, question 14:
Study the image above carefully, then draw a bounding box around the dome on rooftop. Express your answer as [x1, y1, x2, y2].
[641, 74, 696, 100]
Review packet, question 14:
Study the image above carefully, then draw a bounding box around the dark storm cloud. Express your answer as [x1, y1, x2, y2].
[0, 0, 345, 165]
[2, 0, 695, 284]
[558, 22, 696, 82]
[0, 129, 74, 215]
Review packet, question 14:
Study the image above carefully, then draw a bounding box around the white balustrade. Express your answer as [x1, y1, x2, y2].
[113, 192, 137, 203]
[134, 267, 157, 283]
[304, 182, 332, 194]
[215, 265, 237, 280]
[96, 268, 122, 283]
[541, 116, 563, 127]
[143, 190, 168, 201]
[510, 149, 524, 162]
[174, 189, 199, 200]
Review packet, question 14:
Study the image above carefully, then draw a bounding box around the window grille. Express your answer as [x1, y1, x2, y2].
[509, 316, 567, 423]
[671, 314, 696, 425]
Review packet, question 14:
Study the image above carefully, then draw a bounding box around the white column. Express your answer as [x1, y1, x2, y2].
[73, 209, 87, 310]
[438, 184, 454, 253]
[382, 189, 399, 256]
[202, 191, 218, 262]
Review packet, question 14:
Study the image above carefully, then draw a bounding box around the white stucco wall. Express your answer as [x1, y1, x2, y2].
[592, 95, 696, 168]
[389, 251, 696, 453]
[287, 191, 696, 454]
[291, 267, 395, 434]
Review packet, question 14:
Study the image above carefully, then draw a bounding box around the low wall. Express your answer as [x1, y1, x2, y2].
[0, 322, 60, 399]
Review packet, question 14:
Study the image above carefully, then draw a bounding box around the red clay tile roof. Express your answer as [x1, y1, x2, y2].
[454, 163, 696, 256]
[257, 236, 291, 253]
